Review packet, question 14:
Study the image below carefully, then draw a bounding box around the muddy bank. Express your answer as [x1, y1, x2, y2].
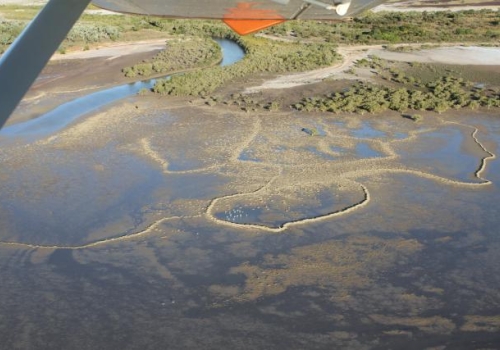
[10, 45, 164, 126]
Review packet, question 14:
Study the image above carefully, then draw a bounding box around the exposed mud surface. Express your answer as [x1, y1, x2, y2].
[0, 103, 496, 247]
[0, 43, 500, 349]
[1, 101, 499, 349]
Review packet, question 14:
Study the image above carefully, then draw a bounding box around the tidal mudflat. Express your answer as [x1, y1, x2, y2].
[0, 95, 499, 348]
[1, 40, 500, 348]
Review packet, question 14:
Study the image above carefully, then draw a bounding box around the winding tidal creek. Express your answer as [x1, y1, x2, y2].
[0, 38, 245, 140]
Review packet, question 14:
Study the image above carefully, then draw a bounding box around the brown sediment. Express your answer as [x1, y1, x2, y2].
[224, 235, 423, 302]
[460, 315, 500, 332]
[470, 127, 496, 180]
[369, 314, 456, 335]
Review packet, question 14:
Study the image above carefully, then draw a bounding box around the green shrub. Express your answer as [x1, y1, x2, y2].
[66, 23, 121, 43]
[124, 38, 221, 78]
[154, 35, 340, 96]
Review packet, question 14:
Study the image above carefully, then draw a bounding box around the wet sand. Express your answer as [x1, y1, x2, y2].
[372, 46, 500, 65]
[245, 45, 500, 93]
[1, 105, 499, 348]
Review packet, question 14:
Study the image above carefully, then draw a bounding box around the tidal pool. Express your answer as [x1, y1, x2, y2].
[212, 184, 366, 229]
[396, 125, 490, 183]
[350, 121, 387, 139]
[356, 142, 383, 158]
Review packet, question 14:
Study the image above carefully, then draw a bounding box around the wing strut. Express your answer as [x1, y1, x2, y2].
[0, 0, 91, 129]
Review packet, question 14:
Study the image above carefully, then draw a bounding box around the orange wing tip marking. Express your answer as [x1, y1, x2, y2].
[223, 2, 286, 35]
[223, 18, 286, 35]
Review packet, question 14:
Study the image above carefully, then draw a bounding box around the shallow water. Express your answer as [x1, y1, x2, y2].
[0, 80, 159, 138]
[398, 126, 486, 182]
[356, 142, 383, 158]
[350, 121, 386, 139]
[0, 148, 163, 245]
[213, 185, 363, 229]
[0, 38, 244, 141]
[217, 38, 245, 67]
[304, 146, 336, 160]
[238, 149, 262, 162]
[0, 98, 499, 347]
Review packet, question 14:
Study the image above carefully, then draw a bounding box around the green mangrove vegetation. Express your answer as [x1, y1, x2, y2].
[292, 56, 500, 114]
[143, 9, 499, 97]
[0, 20, 24, 54]
[1, 5, 499, 50]
[153, 36, 340, 96]
[122, 38, 221, 78]
[65, 23, 121, 43]
[265, 9, 500, 44]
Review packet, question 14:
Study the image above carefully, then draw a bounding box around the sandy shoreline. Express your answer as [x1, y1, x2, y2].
[246, 44, 500, 93]
[372, 46, 500, 65]
[50, 39, 167, 61]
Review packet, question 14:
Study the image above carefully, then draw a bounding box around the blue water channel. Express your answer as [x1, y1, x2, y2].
[0, 38, 245, 139]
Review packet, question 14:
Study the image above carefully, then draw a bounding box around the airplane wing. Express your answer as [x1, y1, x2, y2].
[0, 0, 387, 129]
[92, 0, 386, 20]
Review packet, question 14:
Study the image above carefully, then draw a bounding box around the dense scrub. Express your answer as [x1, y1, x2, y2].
[265, 9, 500, 44]
[153, 36, 340, 96]
[2, 5, 499, 46]
[2, 6, 499, 54]
[292, 56, 500, 114]
[0, 20, 24, 53]
[122, 38, 221, 78]
[66, 23, 121, 43]
[2, 5, 499, 109]
[0, 19, 120, 54]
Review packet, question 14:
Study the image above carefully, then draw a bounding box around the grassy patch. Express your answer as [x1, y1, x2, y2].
[153, 35, 341, 96]
[0, 20, 24, 53]
[265, 10, 500, 44]
[122, 37, 221, 78]
[292, 56, 500, 114]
